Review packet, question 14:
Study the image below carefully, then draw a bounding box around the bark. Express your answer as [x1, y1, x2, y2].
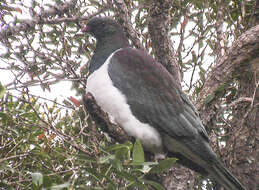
[196, 23, 259, 190]
[147, 0, 181, 87]
[197, 24, 259, 124]
[215, 0, 226, 61]
[83, 93, 132, 144]
[110, 0, 145, 50]
[232, 69, 259, 190]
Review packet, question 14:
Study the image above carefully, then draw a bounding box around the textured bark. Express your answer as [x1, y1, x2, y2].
[147, 0, 181, 87]
[215, 0, 226, 61]
[83, 93, 132, 144]
[196, 24, 259, 190]
[197, 24, 259, 124]
[232, 70, 259, 190]
[111, 0, 145, 50]
[161, 165, 195, 190]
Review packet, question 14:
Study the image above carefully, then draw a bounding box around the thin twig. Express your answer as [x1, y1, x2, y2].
[0, 153, 30, 163]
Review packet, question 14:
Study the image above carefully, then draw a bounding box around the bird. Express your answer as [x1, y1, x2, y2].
[82, 16, 245, 190]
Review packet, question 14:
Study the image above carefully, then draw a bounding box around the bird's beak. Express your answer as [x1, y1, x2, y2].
[82, 25, 91, 32]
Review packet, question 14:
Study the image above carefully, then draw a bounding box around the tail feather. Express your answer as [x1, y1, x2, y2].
[208, 161, 246, 190]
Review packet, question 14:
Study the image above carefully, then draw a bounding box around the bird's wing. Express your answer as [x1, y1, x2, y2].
[107, 48, 218, 164]
[108, 47, 209, 140]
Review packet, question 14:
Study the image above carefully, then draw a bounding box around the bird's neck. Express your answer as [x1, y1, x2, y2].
[89, 34, 130, 73]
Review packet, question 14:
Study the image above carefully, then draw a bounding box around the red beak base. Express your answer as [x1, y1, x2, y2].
[82, 25, 91, 32]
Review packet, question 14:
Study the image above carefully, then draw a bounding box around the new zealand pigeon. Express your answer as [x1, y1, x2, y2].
[82, 17, 245, 190]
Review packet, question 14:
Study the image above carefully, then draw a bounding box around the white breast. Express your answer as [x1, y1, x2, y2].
[86, 50, 163, 153]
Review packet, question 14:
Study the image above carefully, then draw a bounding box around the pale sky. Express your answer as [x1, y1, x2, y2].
[0, 0, 75, 106]
[0, 0, 215, 107]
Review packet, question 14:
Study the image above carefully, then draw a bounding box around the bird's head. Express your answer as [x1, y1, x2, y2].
[82, 17, 124, 40]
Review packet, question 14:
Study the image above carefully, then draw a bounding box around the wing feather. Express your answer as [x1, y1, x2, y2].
[108, 47, 208, 140]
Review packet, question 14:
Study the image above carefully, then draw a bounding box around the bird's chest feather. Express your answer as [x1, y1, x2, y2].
[86, 52, 163, 154]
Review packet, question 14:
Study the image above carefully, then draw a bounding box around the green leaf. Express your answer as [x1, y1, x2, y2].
[115, 146, 130, 161]
[199, 66, 206, 82]
[99, 155, 115, 164]
[191, 51, 197, 63]
[105, 142, 132, 152]
[42, 175, 53, 188]
[77, 154, 97, 163]
[203, 94, 215, 105]
[50, 183, 70, 190]
[110, 158, 123, 171]
[117, 171, 144, 188]
[215, 83, 227, 93]
[143, 180, 166, 190]
[0, 82, 6, 98]
[133, 139, 145, 163]
[107, 183, 116, 190]
[117, 171, 138, 181]
[149, 158, 177, 174]
[0, 112, 13, 126]
[199, 40, 204, 49]
[31, 172, 43, 186]
[129, 161, 157, 166]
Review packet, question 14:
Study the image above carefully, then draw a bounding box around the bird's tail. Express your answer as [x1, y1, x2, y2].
[208, 161, 246, 190]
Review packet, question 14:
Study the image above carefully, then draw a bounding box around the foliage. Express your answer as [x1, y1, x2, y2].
[0, 0, 257, 189]
[0, 94, 178, 189]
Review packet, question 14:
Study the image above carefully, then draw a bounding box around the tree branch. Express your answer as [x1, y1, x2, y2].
[0, 153, 30, 163]
[0, 1, 105, 39]
[111, 0, 144, 49]
[197, 24, 259, 124]
[147, 0, 181, 86]
[83, 93, 132, 144]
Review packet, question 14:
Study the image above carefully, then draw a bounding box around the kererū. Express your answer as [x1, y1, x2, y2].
[82, 17, 245, 190]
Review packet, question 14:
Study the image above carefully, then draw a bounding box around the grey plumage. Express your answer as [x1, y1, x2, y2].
[82, 17, 246, 190]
